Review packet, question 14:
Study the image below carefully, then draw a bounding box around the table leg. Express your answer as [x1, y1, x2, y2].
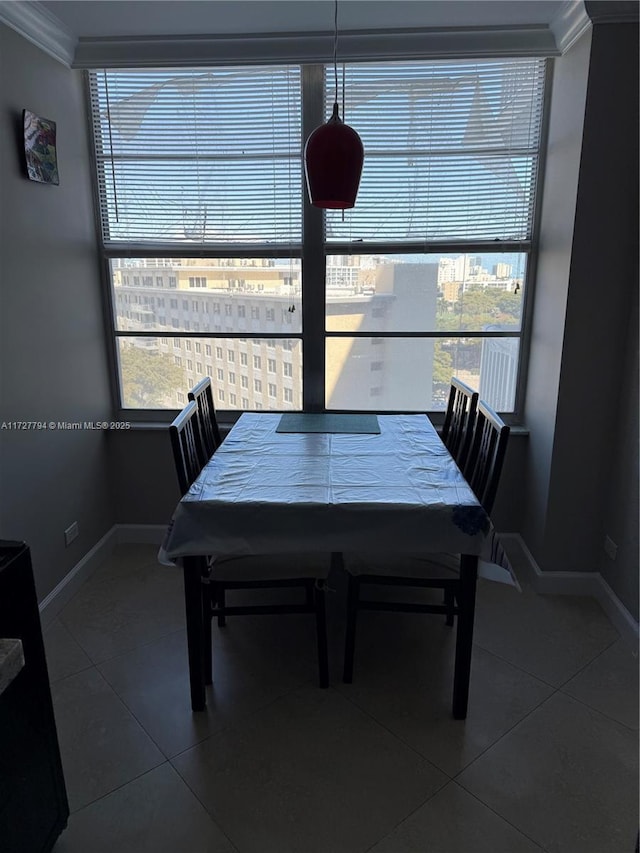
[183, 556, 206, 711]
[452, 554, 478, 720]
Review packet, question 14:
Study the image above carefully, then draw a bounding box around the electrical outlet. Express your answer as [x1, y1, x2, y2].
[64, 522, 79, 547]
[604, 535, 617, 561]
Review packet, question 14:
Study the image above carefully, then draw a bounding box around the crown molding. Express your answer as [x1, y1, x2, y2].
[584, 1, 640, 24]
[71, 25, 560, 69]
[550, 1, 592, 54]
[0, 1, 76, 66]
[1, 0, 609, 70]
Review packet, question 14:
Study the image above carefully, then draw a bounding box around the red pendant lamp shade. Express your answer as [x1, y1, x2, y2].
[304, 103, 364, 209]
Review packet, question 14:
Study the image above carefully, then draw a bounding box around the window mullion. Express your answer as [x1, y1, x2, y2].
[301, 64, 326, 412]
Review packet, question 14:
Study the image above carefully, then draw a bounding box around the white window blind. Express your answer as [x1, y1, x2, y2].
[89, 66, 302, 246]
[325, 59, 546, 243]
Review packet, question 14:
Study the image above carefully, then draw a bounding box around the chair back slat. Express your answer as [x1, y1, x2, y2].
[442, 377, 479, 469]
[169, 401, 203, 495]
[188, 377, 222, 463]
[463, 401, 510, 514]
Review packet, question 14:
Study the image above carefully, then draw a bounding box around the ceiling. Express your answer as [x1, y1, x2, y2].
[1, 1, 599, 68]
[37, 1, 568, 39]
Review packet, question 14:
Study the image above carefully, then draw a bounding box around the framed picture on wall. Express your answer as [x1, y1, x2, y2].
[23, 109, 59, 185]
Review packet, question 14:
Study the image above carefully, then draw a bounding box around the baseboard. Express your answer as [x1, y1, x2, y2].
[503, 533, 639, 645]
[38, 523, 168, 627]
[40, 525, 639, 647]
[38, 527, 118, 628]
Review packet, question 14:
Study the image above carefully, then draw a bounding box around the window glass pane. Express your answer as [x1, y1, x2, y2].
[324, 59, 546, 242]
[90, 67, 301, 245]
[118, 336, 301, 410]
[326, 253, 525, 333]
[326, 336, 519, 412]
[111, 258, 302, 334]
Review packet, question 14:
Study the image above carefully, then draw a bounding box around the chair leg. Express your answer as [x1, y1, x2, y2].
[202, 584, 213, 686]
[183, 557, 206, 711]
[343, 574, 359, 684]
[215, 583, 226, 628]
[444, 589, 455, 626]
[452, 556, 478, 720]
[314, 584, 329, 689]
[305, 579, 314, 609]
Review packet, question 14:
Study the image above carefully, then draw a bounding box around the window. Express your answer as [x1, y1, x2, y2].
[187, 359, 193, 371]
[241, 375, 249, 389]
[228, 371, 236, 384]
[283, 362, 293, 378]
[240, 353, 248, 366]
[268, 383, 277, 398]
[217, 368, 224, 381]
[216, 346, 223, 359]
[218, 389, 225, 402]
[284, 388, 293, 403]
[254, 379, 262, 393]
[229, 393, 237, 405]
[196, 361, 202, 373]
[195, 342, 201, 353]
[92, 59, 545, 415]
[185, 340, 192, 351]
[205, 344, 212, 356]
[268, 359, 276, 374]
[227, 350, 235, 362]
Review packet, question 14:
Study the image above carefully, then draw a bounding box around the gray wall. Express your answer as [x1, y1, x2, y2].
[108, 428, 180, 525]
[523, 20, 639, 619]
[521, 29, 592, 558]
[0, 24, 114, 600]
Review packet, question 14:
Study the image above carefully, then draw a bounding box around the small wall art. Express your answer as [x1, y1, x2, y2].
[23, 109, 59, 185]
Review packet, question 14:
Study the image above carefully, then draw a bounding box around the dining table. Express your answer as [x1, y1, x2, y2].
[161, 412, 516, 717]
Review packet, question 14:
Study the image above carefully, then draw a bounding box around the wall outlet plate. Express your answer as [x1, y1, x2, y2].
[64, 522, 79, 547]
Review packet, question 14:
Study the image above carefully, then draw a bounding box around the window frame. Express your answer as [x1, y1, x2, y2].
[88, 59, 550, 425]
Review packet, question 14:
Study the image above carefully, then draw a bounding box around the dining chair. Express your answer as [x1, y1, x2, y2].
[169, 402, 330, 689]
[188, 377, 222, 464]
[342, 400, 510, 692]
[441, 377, 479, 471]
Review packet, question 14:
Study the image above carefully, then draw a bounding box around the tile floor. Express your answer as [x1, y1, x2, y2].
[45, 541, 638, 853]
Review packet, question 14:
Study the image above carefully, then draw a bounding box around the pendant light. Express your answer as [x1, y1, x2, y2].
[304, 0, 364, 209]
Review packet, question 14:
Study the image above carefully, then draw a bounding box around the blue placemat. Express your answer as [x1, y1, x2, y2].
[276, 413, 380, 434]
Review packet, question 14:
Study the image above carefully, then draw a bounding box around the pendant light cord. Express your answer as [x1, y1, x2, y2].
[333, 0, 339, 106]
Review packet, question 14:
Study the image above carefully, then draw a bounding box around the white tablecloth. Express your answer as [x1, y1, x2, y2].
[162, 413, 517, 586]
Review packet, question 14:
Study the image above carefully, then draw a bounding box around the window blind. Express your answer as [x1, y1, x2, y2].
[325, 59, 546, 243]
[89, 66, 302, 246]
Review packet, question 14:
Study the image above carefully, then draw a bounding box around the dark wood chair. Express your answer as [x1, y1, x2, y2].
[441, 377, 479, 471]
[342, 400, 510, 717]
[169, 401, 203, 496]
[169, 402, 330, 690]
[188, 377, 222, 464]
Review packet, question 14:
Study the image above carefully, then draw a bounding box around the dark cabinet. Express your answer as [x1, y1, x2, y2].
[0, 541, 69, 853]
